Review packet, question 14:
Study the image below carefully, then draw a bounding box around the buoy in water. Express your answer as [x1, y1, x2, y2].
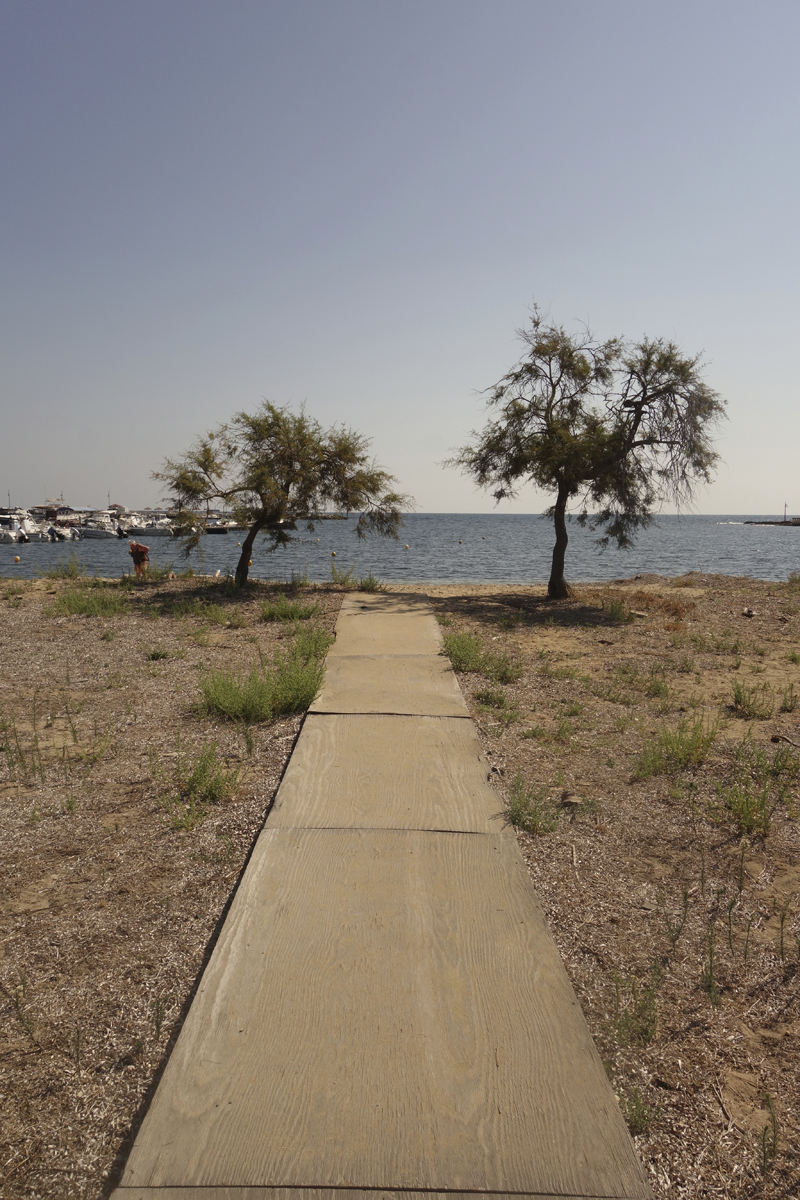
[332, 551, 336, 556]
[14, 555, 20, 563]
[459, 540, 462, 544]
[405, 544, 409, 549]
[237, 542, 241, 546]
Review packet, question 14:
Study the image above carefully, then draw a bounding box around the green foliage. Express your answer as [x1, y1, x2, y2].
[634, 717, 719, 779]
[259, 593, 320, 622]
[611, 962, 662, 1047]
[147, 647, 170, 661]
[711, 779, 774, 836]
[172, 598, 229, 624]
[760, 1094, 779, 1176]
[46, 588, 129, 618]
[357, 572, 385, 593]
[623, 1088, 658, 1136]
[199, 625, 333, 722]
[658, 889, 689, 946]
[780, 683, 797, 713]
[46, 551, 85, 579]
[330, 559, 356, 586]
[606, 598, 633, 624]
[152, 739, 240, 830]
[154, 400, 410, 588]
[505, 774, 558, 835]
[447, 305, 725, 597]
[442, 630, 522, 683]
[732, 680, 774, 719]
[700, 923, 721, 1006]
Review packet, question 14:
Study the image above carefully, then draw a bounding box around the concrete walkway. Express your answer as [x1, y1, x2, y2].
[113, 593, 652, 1200]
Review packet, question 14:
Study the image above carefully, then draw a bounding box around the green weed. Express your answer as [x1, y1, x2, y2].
[441, 631, 522, 683]
[658, 889, 689, 946]
[760, 1094, 779, 1175]
[46, 551, 85, 579]
[711, 779, 774, 837]
[46, 589, 129, 618]
[505, 774, 558, 835]
[611, 962, 662, 1047]
[700, 923, 721, 1006]
[623, 1088, 658, 1135]
[330, 560, 356, 586]
[357, 572, 385, 593]
[199, 626, 332, 722]
[732, 681, 775, 720]
[605, 598, 633, 624]
[152, 738, 240, 830]
[259, 593, 320, 623]
[634, 717, 719, 779]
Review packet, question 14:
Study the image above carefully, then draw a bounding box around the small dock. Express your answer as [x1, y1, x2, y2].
[113, 593, 652, 1200]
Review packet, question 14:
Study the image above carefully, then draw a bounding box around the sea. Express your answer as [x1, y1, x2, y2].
[2, 514, 799, 586]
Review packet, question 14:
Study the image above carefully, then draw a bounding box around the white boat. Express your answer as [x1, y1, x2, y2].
[0, 518, 19, 544]
[18, 516, 52, 542]
[125, 521, 175, 537]
[82, 518, 120, 539]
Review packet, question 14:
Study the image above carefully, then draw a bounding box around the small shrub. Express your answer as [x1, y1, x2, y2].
[46, 589, 129, 618]
[153, 739, 240, 830]
[475, 687, 507, 708]
[259, 593, 320, 623]
[357, 573, 385, 593]
[711, 779, 774, 836]
[760, 1094, 779, 1176]
[612, 962, 662, 1047]
[634, 717, 719, 779]
[623, 1088, 658, 1135]
[147, 647, 170, 661]
[780, 683, 797, 713]
[146, 558, 174, 582]
[200, 625, 332, 722]
[787, 649, 800, 665]
[606, 597, 633, 624]
[172, 598, 228, 624]
[700, 923, 721, 1006]
[442, 631, 485, 674]
[442, 632, 521, 683]
[330, 560, 356, 587]
[505, 774, 558, 835]
[732, 680, 775, 720]
[46, 551, 85, 579]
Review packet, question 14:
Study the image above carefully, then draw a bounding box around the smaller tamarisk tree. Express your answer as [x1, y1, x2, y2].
[155, 401, 409, 588]
[448, 307, 726, 598]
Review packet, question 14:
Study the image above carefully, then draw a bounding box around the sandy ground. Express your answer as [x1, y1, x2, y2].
[1, 570, 799, 1198]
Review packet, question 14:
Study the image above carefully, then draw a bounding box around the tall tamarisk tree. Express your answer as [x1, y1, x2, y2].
[155, 401, 409, 588]
[448, 307, 726, 598]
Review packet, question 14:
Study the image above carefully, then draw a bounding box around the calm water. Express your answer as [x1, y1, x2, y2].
[2, 515, 799, 584]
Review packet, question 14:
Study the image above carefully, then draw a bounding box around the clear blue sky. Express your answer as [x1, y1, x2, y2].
[2, 1, 797, 513]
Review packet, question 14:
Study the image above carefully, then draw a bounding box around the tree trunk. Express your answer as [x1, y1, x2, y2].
[547, 483, 571, 599]
[234, 523, 262, 589]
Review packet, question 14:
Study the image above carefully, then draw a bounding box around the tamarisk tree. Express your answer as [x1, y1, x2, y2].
[155, 402, 408, 588]
[448, 307, 726, 598]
